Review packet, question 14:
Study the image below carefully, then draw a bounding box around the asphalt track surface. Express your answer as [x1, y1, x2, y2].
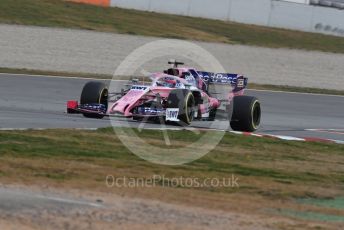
[0, 73, 343, 142]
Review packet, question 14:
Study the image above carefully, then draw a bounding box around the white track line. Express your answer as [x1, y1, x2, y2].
[330, 139, 344, 144]
[306, 129, 344, 131]
[1, 72, 342, 97]
[247, 88, 344, 97]
[0, 128, 98, 131]
[0, 72, 121, 81]
[305, 129, 344, 135]
[263, 134, 306, 141]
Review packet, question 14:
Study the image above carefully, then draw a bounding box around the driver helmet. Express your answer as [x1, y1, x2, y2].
[156, 78, 177, 88]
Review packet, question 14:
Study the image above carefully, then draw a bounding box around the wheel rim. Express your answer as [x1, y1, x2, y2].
[185, 94, 195, 124]
[252, 101, 261, 129]
[99, 88, 108, 106]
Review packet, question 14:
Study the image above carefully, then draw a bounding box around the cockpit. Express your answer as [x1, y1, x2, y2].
[162, 60, 207, 91]
[164, 68, 197, 87]
[152, 75, 186, 89]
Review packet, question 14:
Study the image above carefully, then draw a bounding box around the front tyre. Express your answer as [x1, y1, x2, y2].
[167, 89, 195, 126]
[80, 81, 108, 119]
[230, 96, 261, 132]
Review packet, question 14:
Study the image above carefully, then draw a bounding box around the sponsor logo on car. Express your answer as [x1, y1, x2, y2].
[197, 72, 242, 85]
[131, 85, 148, 91]
[166, 108, 179, 122]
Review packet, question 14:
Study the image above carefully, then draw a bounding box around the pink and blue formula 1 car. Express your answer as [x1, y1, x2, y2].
[67, 61, 261, 132]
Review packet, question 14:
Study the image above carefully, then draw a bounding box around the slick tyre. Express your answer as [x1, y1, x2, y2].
[167, 89, 195, 126]
[80, 81, 108, 119]
[230, 96, 261, 132]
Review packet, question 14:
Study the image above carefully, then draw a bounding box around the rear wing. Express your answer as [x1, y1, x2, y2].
[197, 71, 248, 89]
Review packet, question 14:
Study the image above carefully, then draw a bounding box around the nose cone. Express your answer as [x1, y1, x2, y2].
[110, 85, 150, 116]
[110, 102, 130, 115]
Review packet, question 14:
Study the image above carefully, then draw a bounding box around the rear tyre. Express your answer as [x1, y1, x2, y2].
[230, 96, 261, 132]
[80, 81, 108, 119]
[167, 89, 195, 126]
